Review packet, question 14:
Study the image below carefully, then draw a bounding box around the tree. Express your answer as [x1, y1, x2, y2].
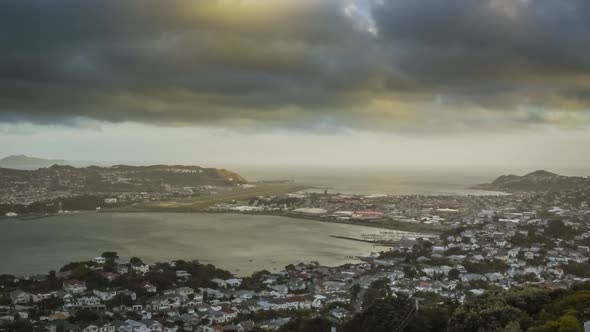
[529, 313, 583, 332]
[343, 295, 416, 332]
[101, 252, 119, 261]
[499, 321, 522, 332]
[448, 286, 560, 331]
[562, 263, 590, 278]
[69, 310, 99, 322]
[449, 299, 530, 331]
[350, 284, 362, 303]
[362, 279, 391, 308]
[130, 257, 144, 266]
[47, 270, 62, 290]
[403, 266, 418, 279]
[448, 268, 461, 281]
[279, 317, 335, 332]
[547, 219, 574, 240]
[108, 294, 133, 308]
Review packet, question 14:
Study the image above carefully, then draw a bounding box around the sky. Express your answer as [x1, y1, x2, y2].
[1, 0, 589, 171]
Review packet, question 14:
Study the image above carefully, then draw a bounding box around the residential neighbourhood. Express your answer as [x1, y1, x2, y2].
[2, 191, 590, 332]
[2, 175, 590, 331]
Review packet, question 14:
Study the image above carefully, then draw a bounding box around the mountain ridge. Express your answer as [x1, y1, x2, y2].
[476, 170, 590, 192]
[0, 155, 68, 170]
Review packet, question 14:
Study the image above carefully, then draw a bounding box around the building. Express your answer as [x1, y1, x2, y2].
[63, 280, 87, 294]
[93, 257, 106, 264]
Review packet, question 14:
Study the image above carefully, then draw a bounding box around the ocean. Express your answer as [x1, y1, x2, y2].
[237, 167, 508, 196]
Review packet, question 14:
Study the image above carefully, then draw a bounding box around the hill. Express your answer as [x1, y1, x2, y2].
[0, 163, 247, 195]
[475, 170, 590, 192]
[0, 155, 68, 170]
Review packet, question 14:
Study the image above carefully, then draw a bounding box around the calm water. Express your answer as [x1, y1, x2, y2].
[238, 167, 507, 195]
[0, 213, 395, 277]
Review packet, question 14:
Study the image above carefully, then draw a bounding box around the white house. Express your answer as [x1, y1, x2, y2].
[10, 290, 33, 304]
[63, 280, 87, 294]
[104, 198, 118, 204]
[93, 257, 106, 265]
[225, 278, 242, 288]
[133, 264, 150, 274]
[94, 289, 117, 301]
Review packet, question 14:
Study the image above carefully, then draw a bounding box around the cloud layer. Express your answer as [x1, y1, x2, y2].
[1, 0, 589, 132]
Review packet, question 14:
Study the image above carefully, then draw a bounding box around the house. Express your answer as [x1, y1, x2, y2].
[461, 274, 487, 282]
[330, 307, 350, 320]
[485, 272, 505, 282]
[132, 264, 150, 274]
[235, 290, 255, 300]
[312, 295, 327, 308]
[121, 320, 149, 332]
[141, 319, 163, 332]
[432, 246, 446, 254]
[10, 290, 34, 304]
[238, 321, 256, 331]
[89, 320, 115, 332]
[225, 278, 242, 288]
[223, 324, 241, 332]
[75, 295, 102, 307]
[139, 281, 157, 293]
[165, 287, 194, 297]
[284, 296, 311, 310]
[211, 278, 227, 288]
[495, 250, 510, 262]
[118, 289, 137, 301]
[35, 291, 57, 302]
[176, 270, 191, 279]
[63, 280, 87, 294]
[101, 272, 120, 282]
[201, 288, 225, 299]
[77, 322, 99, 332]
[117, 265, 130, 274]
[508, 248, 520, 258]
[94, 289, 117, 301]
[92, 257, 106, 265]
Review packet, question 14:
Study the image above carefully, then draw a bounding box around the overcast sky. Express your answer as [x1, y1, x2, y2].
[1, 0, 589, 171]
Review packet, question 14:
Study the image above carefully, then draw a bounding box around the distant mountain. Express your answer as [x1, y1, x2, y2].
[476, 170, 590, 192]
[0, 155, 68, 170]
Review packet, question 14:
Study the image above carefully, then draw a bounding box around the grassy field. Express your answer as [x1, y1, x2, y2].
[123, 183, 310, 212]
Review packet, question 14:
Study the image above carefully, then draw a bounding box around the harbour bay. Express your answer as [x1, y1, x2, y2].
[0, 212, 411, 276]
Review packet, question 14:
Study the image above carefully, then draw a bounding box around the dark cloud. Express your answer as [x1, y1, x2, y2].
[373, 0, 590, 80]
[0, 0, 589, 131]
